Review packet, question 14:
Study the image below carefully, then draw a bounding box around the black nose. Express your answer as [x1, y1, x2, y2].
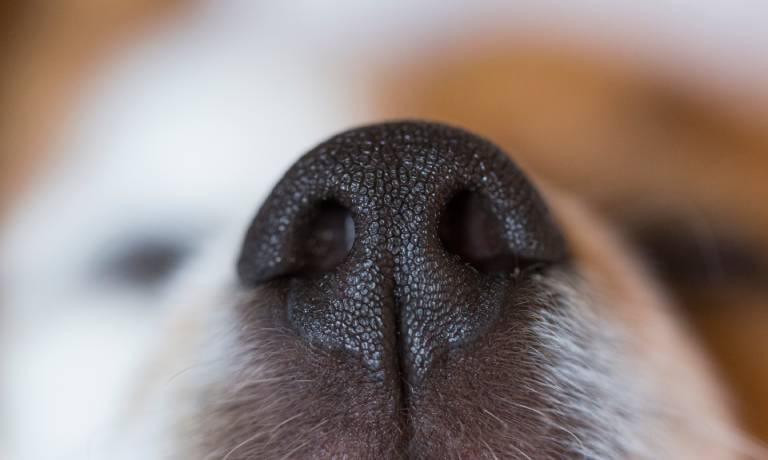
[238, 121, 565, 385]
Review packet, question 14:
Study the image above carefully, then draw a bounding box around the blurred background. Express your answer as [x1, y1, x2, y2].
[1, 1, 767, 458]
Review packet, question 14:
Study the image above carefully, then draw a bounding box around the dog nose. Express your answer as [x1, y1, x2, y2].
[238, 121, 565, 386]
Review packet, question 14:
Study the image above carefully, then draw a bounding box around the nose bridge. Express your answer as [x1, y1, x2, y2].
[337, 139, 465, 378]
[370, 157, 479, 379]
[238, 122, 565, 387]
[372, 157, 459, 380]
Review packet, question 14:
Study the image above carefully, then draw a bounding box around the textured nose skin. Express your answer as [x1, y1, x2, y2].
[238, 121, 565, 385]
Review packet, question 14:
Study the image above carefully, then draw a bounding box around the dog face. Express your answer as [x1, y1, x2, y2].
[3, 4, 765, 460]
[155, 121, 740, 460]
[0, 116, 751, 458]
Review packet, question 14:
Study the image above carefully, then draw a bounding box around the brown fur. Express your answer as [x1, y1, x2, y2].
[165, 188, 753, 459]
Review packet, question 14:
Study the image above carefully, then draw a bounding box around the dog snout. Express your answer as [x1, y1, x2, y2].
[237, 121, 566, 389]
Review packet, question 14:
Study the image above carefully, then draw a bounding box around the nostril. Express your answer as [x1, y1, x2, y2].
[439, 190, 534, 274]
[294, 199, 355, 276]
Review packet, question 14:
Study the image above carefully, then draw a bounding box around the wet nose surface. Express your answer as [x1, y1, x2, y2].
[238, 121, 565, 388]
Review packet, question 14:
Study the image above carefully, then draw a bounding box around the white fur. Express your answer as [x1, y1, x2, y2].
[529, 273, 751, 459]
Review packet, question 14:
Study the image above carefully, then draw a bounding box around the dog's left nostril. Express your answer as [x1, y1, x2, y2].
[439, 190, 522, 274]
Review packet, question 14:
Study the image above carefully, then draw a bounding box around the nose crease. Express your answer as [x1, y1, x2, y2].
[238, 121, 566, 390]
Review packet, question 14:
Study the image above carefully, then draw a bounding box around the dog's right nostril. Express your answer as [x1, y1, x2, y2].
[295, 199, 355, 276]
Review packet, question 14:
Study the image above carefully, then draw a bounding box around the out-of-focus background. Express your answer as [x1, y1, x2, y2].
[1, 1, 767, 458]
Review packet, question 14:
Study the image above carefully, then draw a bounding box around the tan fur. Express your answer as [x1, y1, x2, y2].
[378, 42, 768, 441]
[549, 190, 749, 457]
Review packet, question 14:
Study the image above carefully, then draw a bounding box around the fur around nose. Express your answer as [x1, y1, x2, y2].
[238, 121, 565, 386]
